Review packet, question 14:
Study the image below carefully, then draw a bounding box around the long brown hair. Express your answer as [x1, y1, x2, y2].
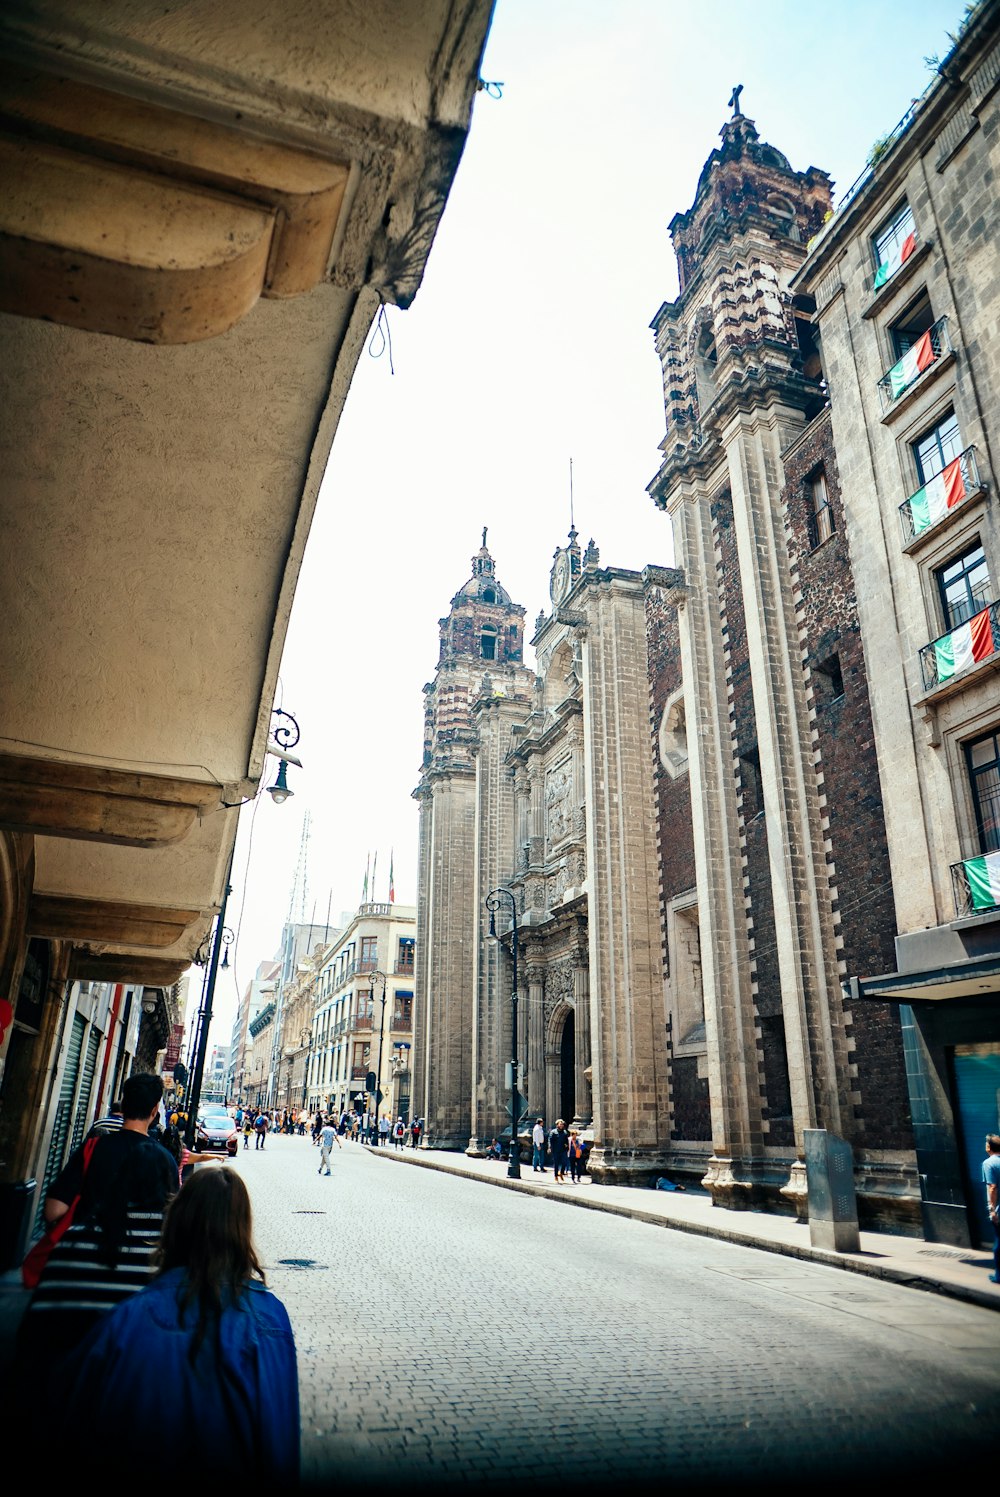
[157, 1168, 265, 1359]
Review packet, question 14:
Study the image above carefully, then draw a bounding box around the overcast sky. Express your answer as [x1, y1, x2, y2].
[203, 0, 965, 1046]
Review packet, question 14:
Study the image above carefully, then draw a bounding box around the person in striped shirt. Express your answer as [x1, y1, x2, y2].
[17, 1072, 178, 1375]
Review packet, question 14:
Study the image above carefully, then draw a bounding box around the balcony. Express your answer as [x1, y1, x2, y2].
[354, 1014, 373, 1031]
[359, 902, 392, 916]
[350, 1065, 368, 1081]
[357, 957, 379, 974]
[899, 446, 982, 544]
[394, 960, 415, 976]
[877, 317, 950, 413]
[951, 851, 1000, 917]
[391, 1016, 412, 1033]
[919, 599, 999, 692]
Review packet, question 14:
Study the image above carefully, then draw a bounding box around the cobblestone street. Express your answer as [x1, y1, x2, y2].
[237, 1137, 999, 1489]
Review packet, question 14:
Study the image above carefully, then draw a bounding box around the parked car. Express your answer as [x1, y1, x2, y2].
[196, 1105, 239, 1156]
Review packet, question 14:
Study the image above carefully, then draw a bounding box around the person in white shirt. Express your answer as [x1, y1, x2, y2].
[317, 1118, 341, 1176]
[531, 1118, 546, 1172]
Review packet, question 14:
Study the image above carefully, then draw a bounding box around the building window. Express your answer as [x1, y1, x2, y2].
[809, 469, 834, 547]
[482, 588, 496, 604]
[872, 201, 916, 287]
[481, 631, 496, 660]
[397, 937, 414, 972]
[890, 293, 935, 361]
[913, 410, 962, 486]
[360, 936, 378, 966]
[814, 653, 845, 704]
[936, 543, 990, 631]
[968, 731, 1000, 854]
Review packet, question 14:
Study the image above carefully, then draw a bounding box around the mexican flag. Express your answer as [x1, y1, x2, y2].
[966, 850, 1000, 911]
[888, 329, 934, 400]
[932, 606, 995, 683]
[909, 455, 966, 536]
[874, 231, 916, 290]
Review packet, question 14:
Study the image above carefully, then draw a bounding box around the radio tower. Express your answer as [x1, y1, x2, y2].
[288, 809, 311, 924]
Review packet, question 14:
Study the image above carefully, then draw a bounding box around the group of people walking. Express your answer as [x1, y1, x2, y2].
[531, 1117, 587, 1182]
[17, 1072, 299, 1480]
[235, 1105, 305, 1148]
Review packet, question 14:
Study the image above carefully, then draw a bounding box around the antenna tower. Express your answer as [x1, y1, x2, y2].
[288, 809, 311, 924]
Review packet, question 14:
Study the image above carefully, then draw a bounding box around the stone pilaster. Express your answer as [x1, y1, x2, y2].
[578, 572, 672, 1182]
[470, 690, 528, 1152]
[670, 485, 763, 1200]
[413, 767, 477, 1149]
[722, 404, 852, 1147]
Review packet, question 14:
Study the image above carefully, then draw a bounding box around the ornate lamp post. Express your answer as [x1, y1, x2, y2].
[485, 885, 522, 1179]
[369, 969, 387, 1142]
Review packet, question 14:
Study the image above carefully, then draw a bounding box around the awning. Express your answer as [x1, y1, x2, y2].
[848, 953, 1000, 1004]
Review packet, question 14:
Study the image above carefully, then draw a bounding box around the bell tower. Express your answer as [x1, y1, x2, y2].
[413, 535, 534, 1149]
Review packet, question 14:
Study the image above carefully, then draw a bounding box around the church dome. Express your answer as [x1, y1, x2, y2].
[451, 529, 513, 607]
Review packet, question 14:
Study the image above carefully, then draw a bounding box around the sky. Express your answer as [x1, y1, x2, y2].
[202, 0, 966, 1046]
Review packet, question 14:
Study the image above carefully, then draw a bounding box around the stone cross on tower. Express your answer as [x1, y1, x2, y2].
[728, 83, 744, 117]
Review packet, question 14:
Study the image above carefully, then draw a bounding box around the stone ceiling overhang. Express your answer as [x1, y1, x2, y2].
[0, 0, 494, 973]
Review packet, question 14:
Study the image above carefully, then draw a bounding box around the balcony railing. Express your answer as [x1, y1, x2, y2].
[877, 317, 950, 412]
[951, 851, 1000, 917]
[394, 960, 415, 975]
[354, 1014, 373, 1031]
[350, 1065, 368, 1080]
[919, 598, 999, 691]
[391, 1016, 412, 1033]
[359, 902, 392, 916]
[357, 957, 379, 974]
[898, 446, 981, 544]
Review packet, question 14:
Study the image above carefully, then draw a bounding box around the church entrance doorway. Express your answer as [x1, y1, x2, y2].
[560, 1008, 575, 1123]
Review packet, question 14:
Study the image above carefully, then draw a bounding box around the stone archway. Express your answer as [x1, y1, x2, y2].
[544, 999, 573, 1126]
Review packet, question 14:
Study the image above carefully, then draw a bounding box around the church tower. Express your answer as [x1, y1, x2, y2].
[649, 97, 854, 1206]
[412, 535, 534, 1148]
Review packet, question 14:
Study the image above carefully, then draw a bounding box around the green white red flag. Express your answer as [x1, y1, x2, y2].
[966, 850, 1000, 911]
[932, 606, 994, 683]
[888, 329, 934, 400]
[874, 231, 916, 290]
[909, 455, 966, 536]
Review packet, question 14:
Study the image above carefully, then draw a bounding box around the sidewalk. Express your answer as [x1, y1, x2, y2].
[367, 1143, 1000, 1312]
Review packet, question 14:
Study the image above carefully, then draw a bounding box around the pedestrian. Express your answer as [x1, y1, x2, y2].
[531, 1117, 546, 1172]
[317, 1117, 342, 1176]
[378, 1113, 390, 1147]
[88, 1099, 124, 1137]
[311, 1112, 322, 1146]
[488, 1138, 502, 1161]
[567, 1127, 585, 1183]
[58, 1166, 299, 1481]
[410, 1117, 421, 1148]
[548, 1118, 569, 1181]
[17, 1072, 178, 1378]
[393, 1117, 406, 1149]
[254, 1112, 269, 1150]
[243, 1114, 253, 1150]
[984, 1133, 1000, 1284]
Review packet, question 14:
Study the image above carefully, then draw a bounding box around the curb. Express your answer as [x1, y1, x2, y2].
[364, 1145, 1000, 1313]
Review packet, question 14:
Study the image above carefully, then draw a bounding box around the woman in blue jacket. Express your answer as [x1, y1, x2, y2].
[60, 1165, 299, 1481]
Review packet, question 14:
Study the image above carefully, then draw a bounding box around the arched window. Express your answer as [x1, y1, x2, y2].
[480, 629, 497, 661]
[482, 588, 496, 604]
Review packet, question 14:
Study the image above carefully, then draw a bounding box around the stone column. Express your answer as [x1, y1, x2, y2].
[526, 963, 545, 1117]
[669, 487, 763, 1204]
[722, 404, 852, 1150]
[470, 691, 528, 1154]
[573, 959, 591, 1126]
[414, 767, 477, 1150]
[578, 572, 672, 1183]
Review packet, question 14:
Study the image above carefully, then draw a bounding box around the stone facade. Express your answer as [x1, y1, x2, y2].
[415, 532, 675, 1182]
[648, 104, 914, 1224]
[794, 0, 1000, 1245]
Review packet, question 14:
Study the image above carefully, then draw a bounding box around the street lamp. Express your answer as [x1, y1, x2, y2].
[485, 885, 522, 1180]
[369, 969, 387, 1143]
